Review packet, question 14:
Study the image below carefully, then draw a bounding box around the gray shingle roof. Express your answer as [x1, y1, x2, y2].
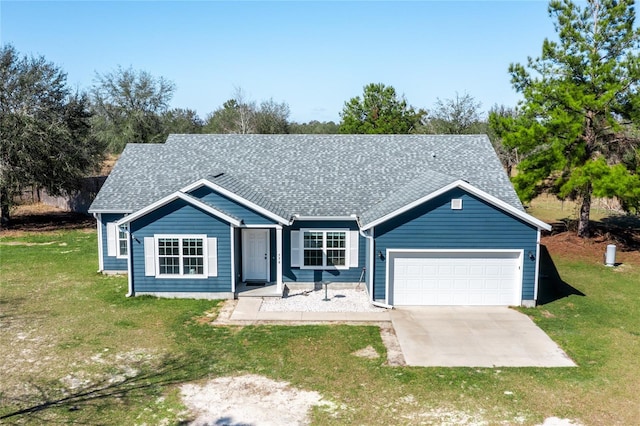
[89, 134, 524, 224]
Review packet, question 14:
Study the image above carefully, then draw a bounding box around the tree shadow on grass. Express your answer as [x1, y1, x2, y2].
[1, 211, 94, 233]
[595, 215, 640, 251]
[537, 245, 586, 305]
[0, 355, 199, 424]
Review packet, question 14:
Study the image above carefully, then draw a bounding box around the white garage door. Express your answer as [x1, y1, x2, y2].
[390, 251, 521, 306]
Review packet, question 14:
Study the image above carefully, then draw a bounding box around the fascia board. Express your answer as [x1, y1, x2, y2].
[88, 209, 134, 214]
[292, 214, 359, 222]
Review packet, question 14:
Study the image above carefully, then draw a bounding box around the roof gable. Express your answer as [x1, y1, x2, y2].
[116, 191, 242, 227]
[361, 180, 551, 231]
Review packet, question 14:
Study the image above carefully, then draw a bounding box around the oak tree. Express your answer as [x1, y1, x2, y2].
[0, 45, 105, 224]
[91, 66, 175, 152]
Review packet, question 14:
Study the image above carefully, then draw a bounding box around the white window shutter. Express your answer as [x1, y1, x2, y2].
[290, 230, 300, 267]
[207, 238, 217, 277]
[144, 237, 155, 276]
[106, 223, 117, 256]
[349, 231, 359, 267]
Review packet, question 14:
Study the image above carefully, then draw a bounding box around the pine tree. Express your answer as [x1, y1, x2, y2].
[491, 0, 640, 237]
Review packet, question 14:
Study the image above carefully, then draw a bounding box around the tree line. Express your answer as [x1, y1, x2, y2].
[1, 0, 639, 237]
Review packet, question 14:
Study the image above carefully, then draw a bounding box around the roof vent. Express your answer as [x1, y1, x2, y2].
[431, 152, 436, 159]
[211, 172, 225, 179]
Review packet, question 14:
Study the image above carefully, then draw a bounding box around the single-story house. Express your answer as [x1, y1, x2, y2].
[88, 134, 551, 307]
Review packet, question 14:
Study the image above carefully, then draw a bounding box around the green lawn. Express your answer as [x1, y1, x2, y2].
[1, 229, 639, 425]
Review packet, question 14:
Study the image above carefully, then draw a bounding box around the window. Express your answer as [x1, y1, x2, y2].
[291, 229, 358, 269]
[144, 235, 216, 278]
[106, 222, 128, 258]
[118, 224, 128, 256]
[156, 236, 206, 277]
[302, 230, 347, 268]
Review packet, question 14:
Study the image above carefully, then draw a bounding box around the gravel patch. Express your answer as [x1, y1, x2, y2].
[259, 288, 386, 313]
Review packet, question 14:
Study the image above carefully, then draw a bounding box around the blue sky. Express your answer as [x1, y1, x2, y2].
[1, 1, 557, 123]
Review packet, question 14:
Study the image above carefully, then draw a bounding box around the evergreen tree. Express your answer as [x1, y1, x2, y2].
[339, 83, 425, 134]
[492, 0, 640, 237]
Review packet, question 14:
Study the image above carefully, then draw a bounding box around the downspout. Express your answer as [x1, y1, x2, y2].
[533, 228, 542, 306]
[358, 224, 393, 310]
[125, 228, 134, 297]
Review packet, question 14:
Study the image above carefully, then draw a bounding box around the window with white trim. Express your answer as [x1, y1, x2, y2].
[118, 224, 128, 256]
[302, 229, 347, 268]
[106, 222, 128, 258]
[156, 235, 206, 277]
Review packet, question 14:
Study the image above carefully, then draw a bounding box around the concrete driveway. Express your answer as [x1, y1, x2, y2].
[390, 307, 576, 367]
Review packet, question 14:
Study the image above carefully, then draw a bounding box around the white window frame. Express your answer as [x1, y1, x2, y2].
[299, 228, 350, 270]
[107, 221, 129, 259]
[116, 224, 128, 259]
[154, 234, 208, 279]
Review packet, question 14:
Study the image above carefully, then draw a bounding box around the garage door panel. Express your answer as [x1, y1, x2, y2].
[438, 279, 453, 290]
[454, 279, 468, 289]
[469, 265, 484, 275]
[391, 251, 521, 306]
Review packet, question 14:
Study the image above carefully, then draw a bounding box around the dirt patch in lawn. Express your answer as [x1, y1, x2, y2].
[180, 375, 336, 426]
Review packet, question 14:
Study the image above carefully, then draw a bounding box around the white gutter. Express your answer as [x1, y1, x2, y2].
[292, 214, 359, 222]
[89, 209, 134, 214]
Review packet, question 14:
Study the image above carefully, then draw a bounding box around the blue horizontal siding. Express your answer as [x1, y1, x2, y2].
[373, 188, 538, 301]
[283, 220, 366, 283]
[188, 186, 278, 225]
[129, 199, 232, 293]
[101, 213, 128, 271]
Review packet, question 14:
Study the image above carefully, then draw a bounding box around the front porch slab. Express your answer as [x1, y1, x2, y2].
[228, 298, 391, 323]
[236, 283, 281, 298]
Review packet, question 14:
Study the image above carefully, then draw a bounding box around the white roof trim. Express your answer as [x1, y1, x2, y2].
[292, 214, 358, 221]
[116, 191, 242, 227]
[361, 180, 552, 231]
[181, 178, 289, 225]
[88, 209, 134, 214]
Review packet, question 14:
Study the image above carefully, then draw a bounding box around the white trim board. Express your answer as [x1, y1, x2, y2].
[292, 215, 358, 221]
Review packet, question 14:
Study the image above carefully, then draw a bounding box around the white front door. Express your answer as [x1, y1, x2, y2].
[242, 229, 270, 281]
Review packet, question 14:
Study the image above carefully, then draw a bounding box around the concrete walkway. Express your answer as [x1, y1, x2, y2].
[391, 307, 576, 367]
